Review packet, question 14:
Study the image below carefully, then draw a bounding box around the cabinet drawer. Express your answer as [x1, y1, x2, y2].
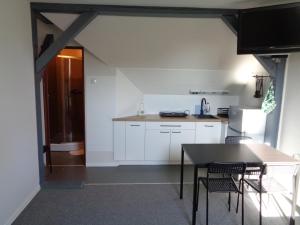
[146, 122, 195, 130]
[126, 121, 145, 128]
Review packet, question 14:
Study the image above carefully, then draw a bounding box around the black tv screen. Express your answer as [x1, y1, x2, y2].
[238, 4, 300, 54]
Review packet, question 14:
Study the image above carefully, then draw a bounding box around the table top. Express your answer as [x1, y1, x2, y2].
[183, 144, 262, 167]
[246, 144, 300, 166]
[182, 144, 300, 167]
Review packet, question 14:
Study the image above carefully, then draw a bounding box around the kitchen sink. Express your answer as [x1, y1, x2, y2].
[193, 114, 218, 119]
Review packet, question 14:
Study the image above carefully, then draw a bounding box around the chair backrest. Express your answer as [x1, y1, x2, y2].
[225, 136, 252, 144]
[207, 162, 246, 175]
[246, 164, 267, 177]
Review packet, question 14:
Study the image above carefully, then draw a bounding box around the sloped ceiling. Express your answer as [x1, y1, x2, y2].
[43, 13, 267, 95]
[44, 13, 256, 70]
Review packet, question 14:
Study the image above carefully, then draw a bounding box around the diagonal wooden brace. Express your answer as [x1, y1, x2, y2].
[35, 11, 97, 77]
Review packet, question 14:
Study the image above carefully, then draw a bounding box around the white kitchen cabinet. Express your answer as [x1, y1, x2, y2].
[114, 119, 223, 164]
[170, 130, 195, 161]
[195, 122, 221, 143]
[125, 122, 145, 160]
[145, 129, 171, 160]
[113, 121, 126, 160]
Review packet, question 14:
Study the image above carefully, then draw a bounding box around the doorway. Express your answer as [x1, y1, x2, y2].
[43, 47, 85, 174]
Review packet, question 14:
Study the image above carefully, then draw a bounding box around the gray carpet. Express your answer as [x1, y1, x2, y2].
[13, 184, 291, 225]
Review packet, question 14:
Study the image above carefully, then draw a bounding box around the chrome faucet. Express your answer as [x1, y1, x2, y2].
[200, 98, 207, 116]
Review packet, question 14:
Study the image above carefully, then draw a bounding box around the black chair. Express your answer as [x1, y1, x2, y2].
[197, 162, 247, 225]
[225, 136, 266, 225]
[236, 164, 267, 225]
[225, 136, 253, 144]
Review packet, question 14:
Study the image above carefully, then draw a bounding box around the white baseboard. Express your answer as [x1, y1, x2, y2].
[5, 185, 40, 225]
[86, 162, 119, 167]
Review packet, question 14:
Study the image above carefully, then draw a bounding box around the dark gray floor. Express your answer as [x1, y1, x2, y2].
[45, 165, 195, 186]
[16, 166, 300, 225]
[13, 184, 294, 225]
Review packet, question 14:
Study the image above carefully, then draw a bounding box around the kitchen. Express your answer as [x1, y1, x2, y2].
[40, 12, 274, 168]
[113, 100, 267, 164]
[3, 1, 300, 225]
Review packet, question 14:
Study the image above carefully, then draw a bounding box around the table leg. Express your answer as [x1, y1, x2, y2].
[290, 166, 300, 225]
[192, 165, 198, 225]
[180, 146, 184, 199]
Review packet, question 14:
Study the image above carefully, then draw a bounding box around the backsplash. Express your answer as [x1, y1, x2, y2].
[143, 94, 239, 115]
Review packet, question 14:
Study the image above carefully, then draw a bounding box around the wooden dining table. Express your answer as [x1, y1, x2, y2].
[179, 143, 300, 225]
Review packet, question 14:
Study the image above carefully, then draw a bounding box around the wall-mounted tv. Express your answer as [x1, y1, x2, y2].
[237, 3, 300, 54]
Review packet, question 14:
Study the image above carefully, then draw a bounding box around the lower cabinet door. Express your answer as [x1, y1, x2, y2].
[126, 122, 145, 160]
[145, 130, 171, 160]
[170, 130, 195, 161]
[195, 122, 222, 143]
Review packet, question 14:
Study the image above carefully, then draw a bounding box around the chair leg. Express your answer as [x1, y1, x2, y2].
[206, 187, 209, 225]
[242, 180, 244, 225]
[236, 179, 241, 213]
[259, 177, 262, 225]
[197, 180, 200, 211]
[228, 192, 231, 211]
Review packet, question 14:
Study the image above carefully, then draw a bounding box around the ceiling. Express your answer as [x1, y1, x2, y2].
[42, 4, 268, 95]
[40, 0, 299, 69]
[44, 13, 258, 70]
[33, 0, 297, 9]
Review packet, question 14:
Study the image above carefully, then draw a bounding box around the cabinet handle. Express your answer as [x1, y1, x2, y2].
[172, 131, 181, 134]
[160, 131, 170, 134]
[204, 125, 214, 128]
[160, 125, 181, 127]
[130, 124, 141, 127]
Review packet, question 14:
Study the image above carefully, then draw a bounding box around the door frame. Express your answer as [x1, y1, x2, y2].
[42, 46, 86, 168]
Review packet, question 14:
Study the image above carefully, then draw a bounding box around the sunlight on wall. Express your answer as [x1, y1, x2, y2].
[233, 56, 266, 85]
[234, 64, 253, 84]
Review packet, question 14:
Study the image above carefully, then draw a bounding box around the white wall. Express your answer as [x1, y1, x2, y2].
[237, 58, 268, 108]
[279, 53, 300, 155]
[84, 51, 116, 165]
[44, 13, 266, 107]
[85, 57, 145, 165]
[144, 94, 239, 114]
[42, 15, 272, 72]
[120, 68, 241, 95]
[0, 1, 40, 225]
[115, 69, 143, 116]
